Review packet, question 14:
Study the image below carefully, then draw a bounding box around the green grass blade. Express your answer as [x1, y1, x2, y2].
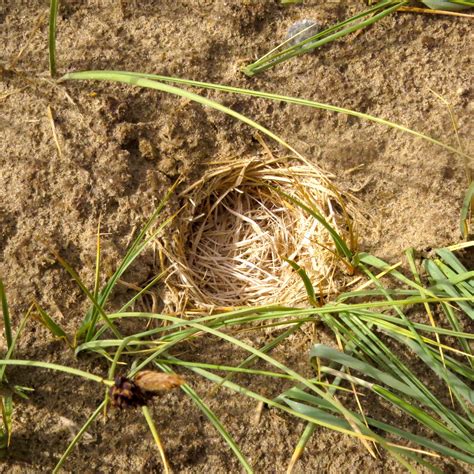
[213, 323, 303, 392]
[0, 397, 12, 450]
[321, 301, 473, 436]
[124, 315, 336, 401]
[390, 333, 474, 422]
[341, 314, 472, 436]
[60, 71, 470, 162]
[181, 364, 379, 444]
[196, 366, 415, 471]
[275, 188, 353, 262]
[287, 422, 316, 473]
[281, 392, 474, 465]
[50, 250, 122, 339]
[79, 183, 178, 341]
[0, 279, 12, 349]
[459, 181, 473, 238]
[33, 302, 70, 346]
[431, 249, 474, 364]
[436, 248, 471, 277]
[310, 344, 416, 398]
[60, 71, 308, 164]
[254, 1, 398, 71]
[0, 305, 33, 450]
[116, 271, 167, 314]
[0, 307, 32, 381]
[52, 400, 106, 474]
[285, 258, 318, 306]
[93, 220, 101, 303]
[157, 359, 292, 380]
[373, 385, 473, 453]
[123, 314, 386, 448]
[142, 405, 171, 474]
[450, 0, 474, 6]
[432, 260, 474, 297]
[0, 360, 113, 386]
[422, 0, 474, 10]
[156, 362, 253, 473]
[48, 0, 59, 77]
[425, 259, 474, 319]
[357, 312, 473, 338]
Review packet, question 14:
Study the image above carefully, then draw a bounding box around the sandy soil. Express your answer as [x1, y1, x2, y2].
[0, 1, 473, 472]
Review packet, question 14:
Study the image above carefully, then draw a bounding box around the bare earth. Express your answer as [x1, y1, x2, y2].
[0, 1, 473, 473]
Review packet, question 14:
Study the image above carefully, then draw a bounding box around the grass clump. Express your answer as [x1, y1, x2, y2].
[2, 188, 473, 472]
[0, 282, 33, 454]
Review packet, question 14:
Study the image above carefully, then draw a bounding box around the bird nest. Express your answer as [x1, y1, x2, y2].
[160, 156, 356, 312]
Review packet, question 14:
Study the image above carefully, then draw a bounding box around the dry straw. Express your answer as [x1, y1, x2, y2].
[160, 154, 357, 312]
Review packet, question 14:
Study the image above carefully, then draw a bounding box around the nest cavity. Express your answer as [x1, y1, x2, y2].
[160, 156, 356, 312]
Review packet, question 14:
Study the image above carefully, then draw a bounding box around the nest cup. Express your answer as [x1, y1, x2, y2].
[160, 156, 356, 312]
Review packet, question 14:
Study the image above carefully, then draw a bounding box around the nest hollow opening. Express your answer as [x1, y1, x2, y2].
[161, 156, 355, 312]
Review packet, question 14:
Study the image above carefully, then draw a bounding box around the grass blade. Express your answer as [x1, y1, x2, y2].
[0, 397, 12, 450]
[0, 279, 12, 349]
[60, 71, 470, 162]
[60, 71, 312, 166]
[142, 406, 171, 474]
[425, 259, 474, 319]
[0, 303, 33, 450]
[156, 361, 253, 473]
[53, 400, 106, 473]
[281, 392, 474, 465]
[0, 360, 113, 386]
[275, 188, 353, 263]
[310, 344, 417, 398]
[287, 422, 316, 473]
[243, 0, 407, 76]
[33, 301, 70, 347]
[460, 181, 474, 238]
[373, 385, 473, 453]
[285, 259, 318, 306]
[48, 0, 59, 77]
[50, 249, 122, 340]
[79, 182, 178, 341]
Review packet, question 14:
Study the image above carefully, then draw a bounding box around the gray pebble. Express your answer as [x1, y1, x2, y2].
[286, 19, 323, 49]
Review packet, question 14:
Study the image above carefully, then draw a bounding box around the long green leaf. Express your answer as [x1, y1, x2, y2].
[285, 258, 318, 306]
[0, 304, 33, 450]
[34, 302, 70, 346]
[53, 401, 106, 473]
[0, 360, 112, 386]
[156, 361, 253, 473]
[60, 71, 470, 161]
[0, 397, 12, 450]
[0, 279, 12, 350]
[373, 385, 473, 454]
[60, 71, 308, 165]
[310, 344, 417, 398]
[280, 391, 474, 465]
[48, 0, 59, 77]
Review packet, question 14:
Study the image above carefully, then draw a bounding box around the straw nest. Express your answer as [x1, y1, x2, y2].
[160, 155, 356, 312]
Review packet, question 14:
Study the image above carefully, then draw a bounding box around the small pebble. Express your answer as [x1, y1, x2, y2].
[286, 19, 323, 49]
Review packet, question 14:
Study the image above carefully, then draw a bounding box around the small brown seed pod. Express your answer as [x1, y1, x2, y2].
[134, 371, 185, 393]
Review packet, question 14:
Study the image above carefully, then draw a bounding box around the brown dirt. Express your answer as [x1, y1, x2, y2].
[0, 1, 472, 473]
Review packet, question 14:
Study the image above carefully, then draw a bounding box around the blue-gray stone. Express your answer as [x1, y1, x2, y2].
[286, 19, 323, 49]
